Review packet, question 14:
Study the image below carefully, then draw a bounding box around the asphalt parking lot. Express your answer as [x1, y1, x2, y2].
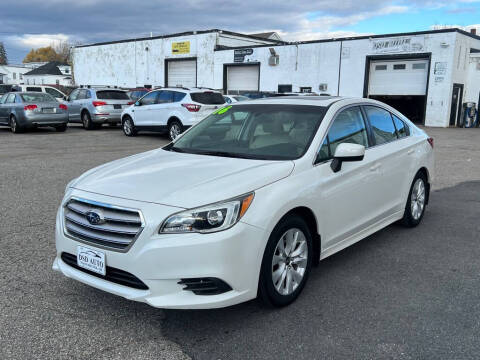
[0, 124, 479, 360]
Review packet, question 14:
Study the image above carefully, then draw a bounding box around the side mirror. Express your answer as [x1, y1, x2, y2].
[135, 101, 141, 106]
[64, 96, 69, 101]
[330, 143, 365, 173]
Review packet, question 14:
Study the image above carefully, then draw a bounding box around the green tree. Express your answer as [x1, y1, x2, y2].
[0, 42, 8, 65]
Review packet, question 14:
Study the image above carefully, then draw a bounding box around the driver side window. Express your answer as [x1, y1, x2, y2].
[316, 106, 369, 163]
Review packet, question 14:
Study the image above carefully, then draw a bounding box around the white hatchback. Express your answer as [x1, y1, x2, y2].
[121, 87, 225, 140]
[53, 96, 434, 309]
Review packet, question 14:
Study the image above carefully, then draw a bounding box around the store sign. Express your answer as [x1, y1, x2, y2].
[234, 48, 253, 62]
[434, 62, 447, 75]
[372, 37, 424, 54]
[172, 41, 190, 54]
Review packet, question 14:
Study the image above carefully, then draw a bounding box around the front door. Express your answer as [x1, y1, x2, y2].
[449, 84, 463, 127]
[67, 89, 82, 122]
[312, 106, 379, 250]
[133, 90, 159, 126]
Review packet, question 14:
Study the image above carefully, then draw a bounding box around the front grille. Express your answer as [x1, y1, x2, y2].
[61, 252, 149, 290]
[178, 278, 233, 295]
[64, 197, 143, 251]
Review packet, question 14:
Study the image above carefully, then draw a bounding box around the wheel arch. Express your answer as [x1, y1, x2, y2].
[167, 116, 182, 127]
[416, 167, 431, 204]
[278, 206, 321, 266]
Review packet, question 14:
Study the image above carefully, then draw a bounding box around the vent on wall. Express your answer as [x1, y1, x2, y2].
[319, 83, 328, 92]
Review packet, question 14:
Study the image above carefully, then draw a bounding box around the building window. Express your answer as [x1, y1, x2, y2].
[412, 63, 426, 70]
[13, 72, 16, 79]
[278, 84, 292, 93]
[393, 64, 406, 70]
[64, 69, 69, 74]
[375, 65, 387, 70]
[300, 87, 312, 93]
[20, 74, 23, 80]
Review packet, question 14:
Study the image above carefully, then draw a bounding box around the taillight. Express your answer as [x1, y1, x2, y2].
[92, 101, 107, 107]
[24, 104, 37, 111]
[182, 103, 201, 112]
[127, 101, 134, 105]
[59, 104, 68, 110]
[427, 137, 434, 149]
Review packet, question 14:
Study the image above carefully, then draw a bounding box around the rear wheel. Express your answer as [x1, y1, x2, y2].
[122, 116, 137, 137]
[10, 115, 24, 133]
[258, 215, 313, 307]
[401, 172, 428, 227]
[168, 120, 183, 141]
[55, 124, 67, 132]
[82, 111, 94, 130]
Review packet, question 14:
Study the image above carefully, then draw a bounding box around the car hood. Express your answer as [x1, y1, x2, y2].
[71, 148, 294, 209]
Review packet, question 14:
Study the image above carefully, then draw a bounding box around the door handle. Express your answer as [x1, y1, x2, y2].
[407, 149, 415, 155]
[369, 163, 381, 172]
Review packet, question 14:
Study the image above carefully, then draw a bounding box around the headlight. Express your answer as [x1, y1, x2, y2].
[159, 193, 254, 234]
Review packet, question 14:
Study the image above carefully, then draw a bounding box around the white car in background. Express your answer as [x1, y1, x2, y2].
[16, 85, 67, 102]
[121, 87, 225, 140]
[53, 96, 434, 309]
[223, 95, 249, 103]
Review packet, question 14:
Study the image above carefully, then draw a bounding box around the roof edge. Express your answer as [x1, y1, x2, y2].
[75, 29, 284, 49]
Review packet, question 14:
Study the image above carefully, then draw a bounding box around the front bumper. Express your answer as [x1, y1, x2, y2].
[53, 190, 267, 309]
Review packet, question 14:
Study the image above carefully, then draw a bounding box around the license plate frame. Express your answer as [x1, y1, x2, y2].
[113, 104, 121, 109]
[77, 245, 106, 276]
[42, 108, 55, 113]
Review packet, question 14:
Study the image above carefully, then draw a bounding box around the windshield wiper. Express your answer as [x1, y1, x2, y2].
[169, 146, 188, 153]
[195, 150, 262, 159]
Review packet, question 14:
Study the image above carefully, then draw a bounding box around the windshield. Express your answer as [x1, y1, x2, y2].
[20, 93, 56, 102]
[169, 104, 326, 160]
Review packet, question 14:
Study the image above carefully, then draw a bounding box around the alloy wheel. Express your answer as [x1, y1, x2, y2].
[169, 123, 181, 140]
[123, 119, 132, 135]
[10, 117, 16, 133]
[271, 228, 308, 296]
[410, 178, 426, 220]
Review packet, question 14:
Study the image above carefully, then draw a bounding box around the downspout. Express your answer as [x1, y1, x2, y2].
[337, 40, 342, 96]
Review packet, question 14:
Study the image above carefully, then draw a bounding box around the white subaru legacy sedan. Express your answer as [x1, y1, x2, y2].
[53, 97, 434, 309]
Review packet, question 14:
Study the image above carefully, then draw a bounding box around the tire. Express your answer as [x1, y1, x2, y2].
[168, 120, 183, 141]
[401, 172, 428, 227]
[55, 124, 67, 132]
[258, 215, 313, 307]
[10, 115, 24, 133]
[82, 111, 94, 130]
[122, 116, 137, 137]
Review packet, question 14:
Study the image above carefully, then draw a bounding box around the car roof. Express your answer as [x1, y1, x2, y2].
[233, 95, 344, 106]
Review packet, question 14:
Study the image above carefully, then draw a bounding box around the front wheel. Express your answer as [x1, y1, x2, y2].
[258, 215, 313, 307]
[122, 116, 137, 136]
[168, 120, 183, 141]
[401, 172, 428, 227]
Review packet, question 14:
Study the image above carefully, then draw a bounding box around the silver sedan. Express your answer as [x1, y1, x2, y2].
[0, 92, 69, 133]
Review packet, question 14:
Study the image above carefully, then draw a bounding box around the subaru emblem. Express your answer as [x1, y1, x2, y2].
[86, 209, 106, 225]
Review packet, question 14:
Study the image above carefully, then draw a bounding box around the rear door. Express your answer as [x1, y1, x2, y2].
[362, 105, 414, 215]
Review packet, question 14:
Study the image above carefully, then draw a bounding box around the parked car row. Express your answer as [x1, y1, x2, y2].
[0, 85, 321, 139]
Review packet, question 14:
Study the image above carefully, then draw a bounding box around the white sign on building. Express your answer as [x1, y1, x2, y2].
[371, 36, 425, 54]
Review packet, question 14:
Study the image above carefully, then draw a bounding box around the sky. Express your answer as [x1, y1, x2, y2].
[1, 0, 480, 64]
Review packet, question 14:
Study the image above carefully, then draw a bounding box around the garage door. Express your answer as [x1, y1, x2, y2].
[167, 59, 196, 88]
[227, 65, 259, 93]
[368, 59, 428, 96]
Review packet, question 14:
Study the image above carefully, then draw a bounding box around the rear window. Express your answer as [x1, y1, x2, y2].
[26, 87, 42, 92]
[96, 91, 129, 100]
[21, 93, 56, 102]
[190, 92, 225, 105]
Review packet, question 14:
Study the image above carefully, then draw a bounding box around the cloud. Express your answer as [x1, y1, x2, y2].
[7, 33, 71, 49]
